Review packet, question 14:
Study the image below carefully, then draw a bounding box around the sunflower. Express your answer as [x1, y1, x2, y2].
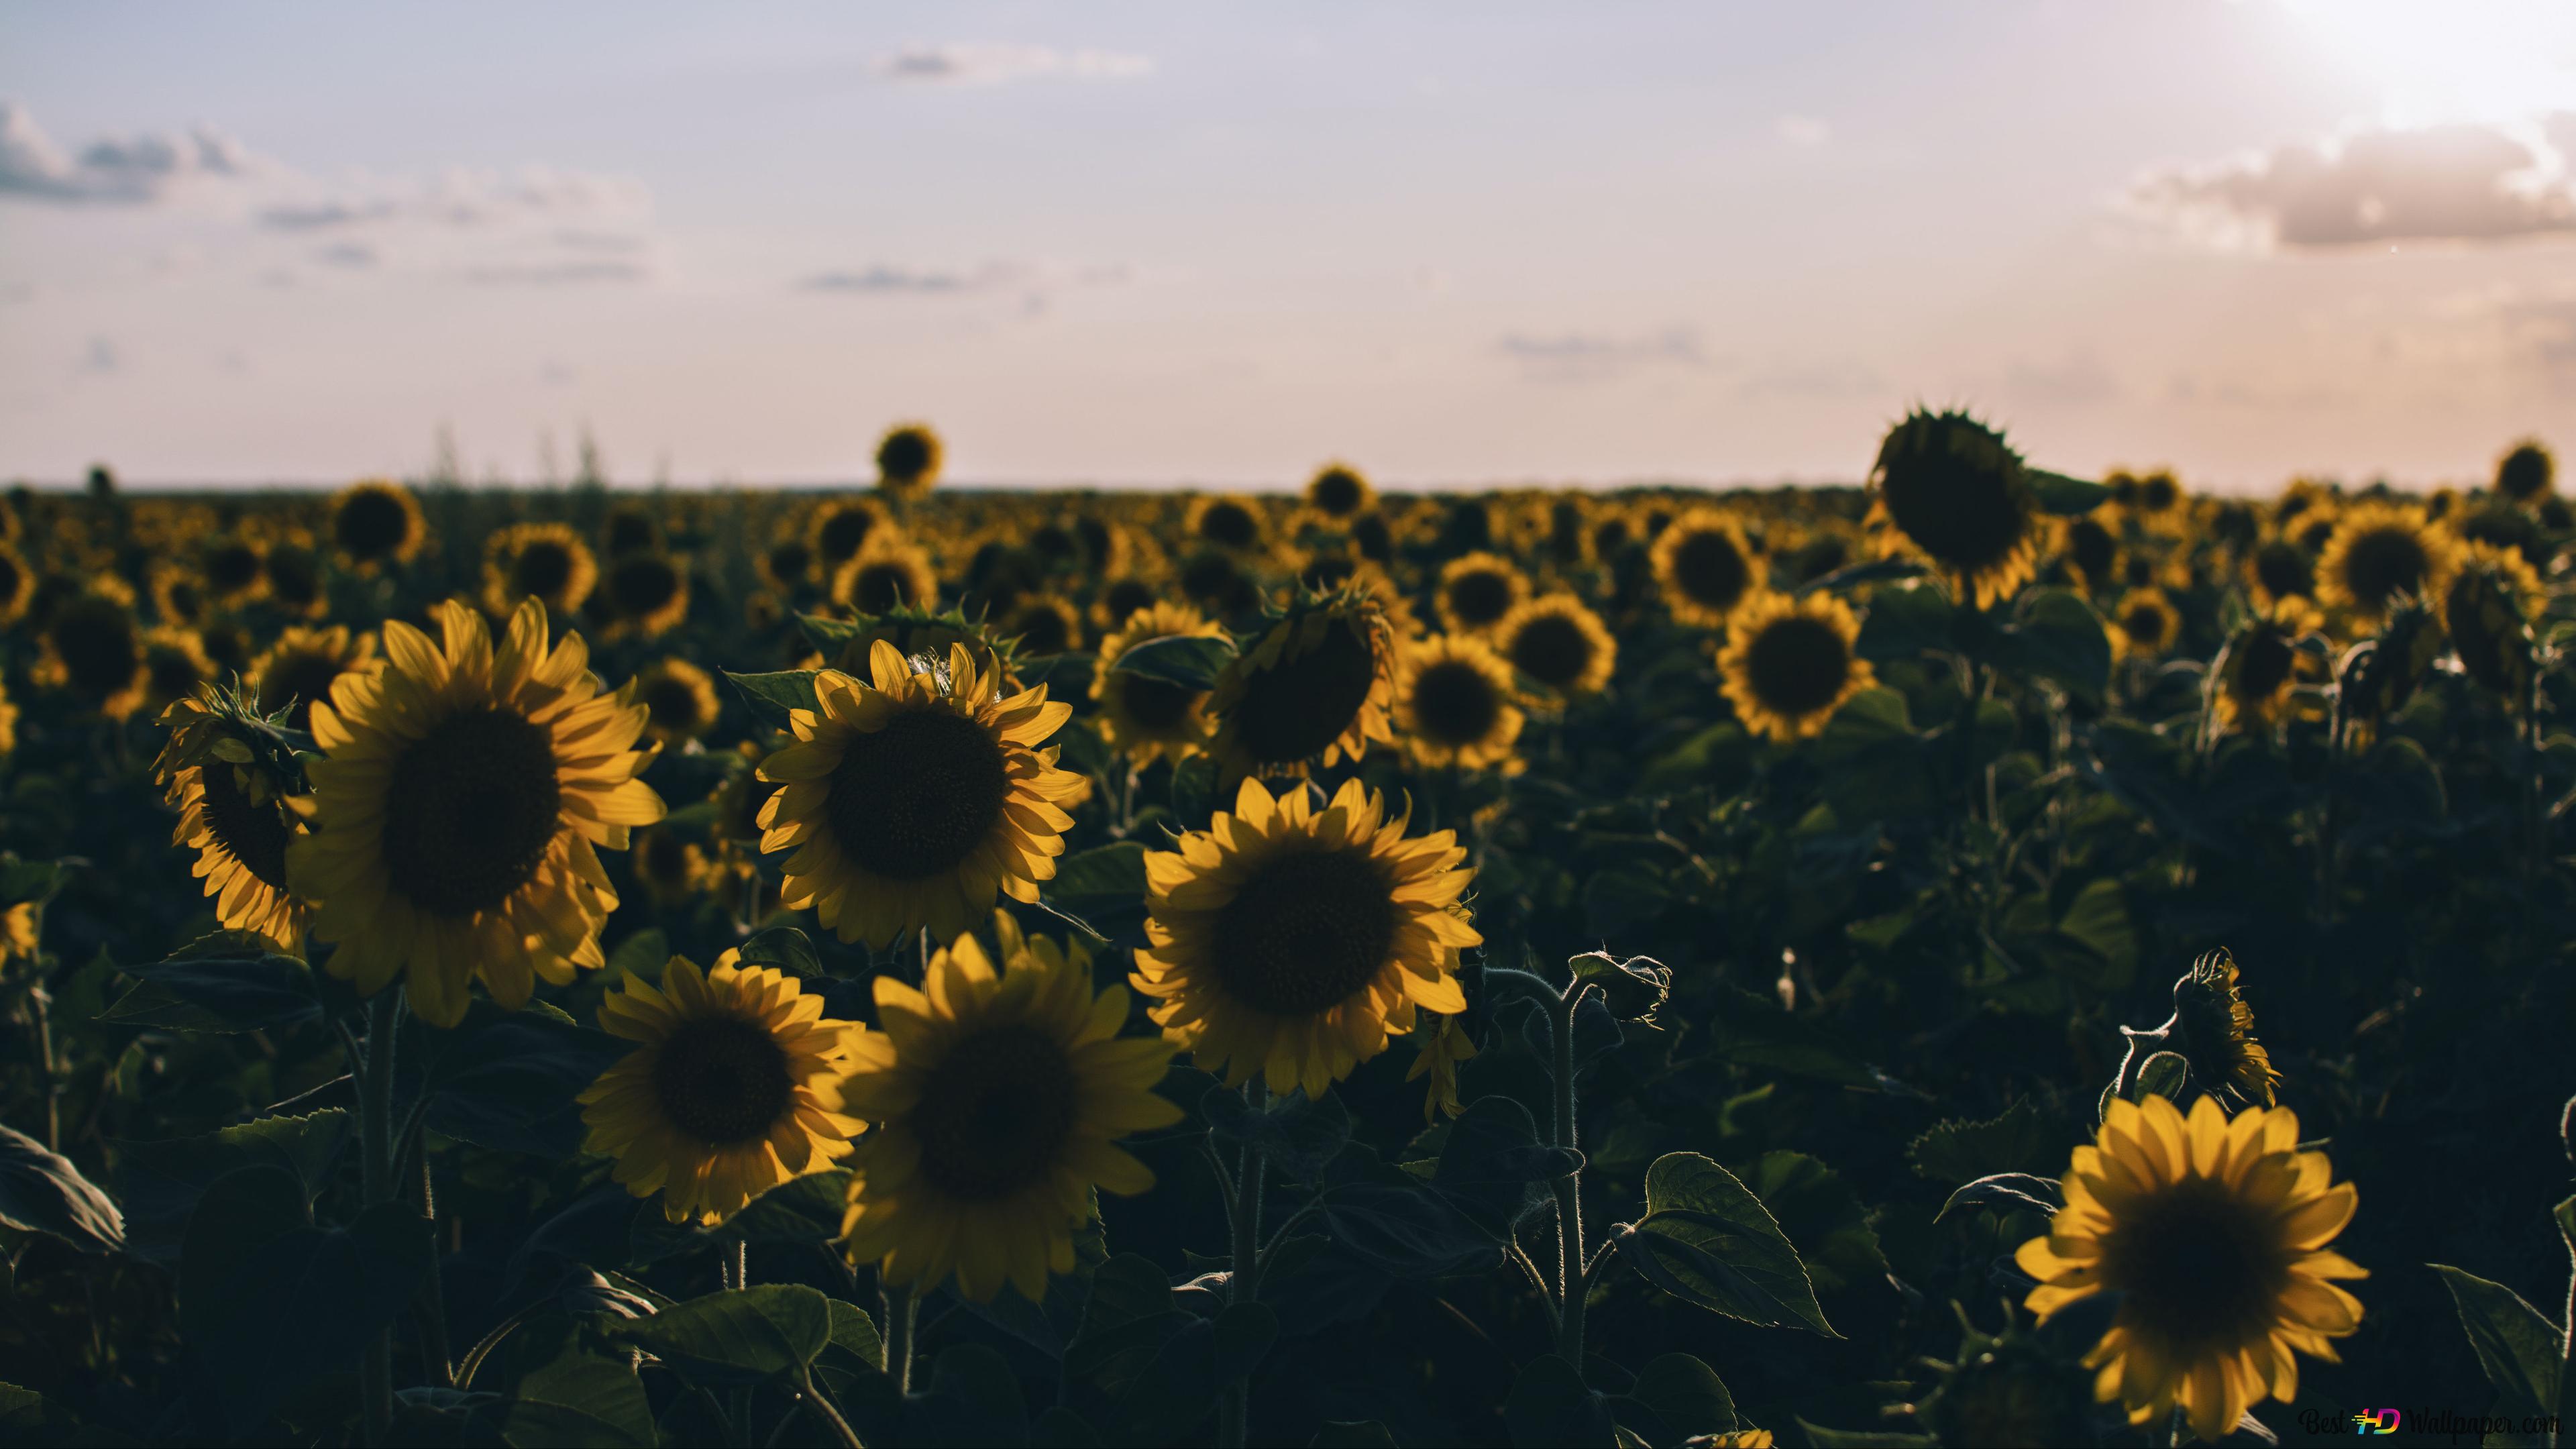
[1405, 1013, 1478, 1124]
[1396, 634, 1525, 771]
[0, 680, 17, 757]
[1206, 592, 1398, 780]
[153, 692, 309, 950]
[1868, 409, 2043, 610]
[329, 479, 428, 571]
[806, 498, 889, 575]
[997, 595, 1082, 657]
[1434, 551, 1529, 635]
[484, 522, 599, 616]
[2442, 541, 2546, 700]
[580, 954, 865, 1226]
[756, 641, 1082, 947]
[140, 628, 217, 714]
[839, 914, 1179, 1303]
[1717, 590, 1876, 743]
[2060, 515, 2120, 594]
[600, 551, 691, 639]
[1089, 575, 1167, 639]
[875, 423, 944, 502]
[602, 504, 660, 559]
[1186, 495, 1268, 555]
[250, 626, 376, 735]
[2312, 502, 2462, 629]
[0, 543, 34, 629]
[199, 534, 268, 608]
[2015, 1094, 2365, 1442]
[1130, 777, 1479, 1098]
[285, 598, 665, 1027]
[1650, 507, 1766, 627]
[263, 541, 331, 619]
[1305, 462, 1374, 522]
[148, 566, 211, 631]
[1175, 548, 1265, 621]
[758, 537, 816, 594]
[2245, 537, 2316, 609]
[832, 534, 941, 614]
[2495, 437, 2553, 503]
[34, 582, 150, 721]
[1091, 602, 1224, 768]
[2107, 588, 2180, 661]
[2123, 469, 2188, 533]
[632, 657, 723, 745]
[631, 826, 720, 908]
[1495, 594, 1617, 699]
[2210, 600, 2321, 733]
[2170, 950, 2279, 1108]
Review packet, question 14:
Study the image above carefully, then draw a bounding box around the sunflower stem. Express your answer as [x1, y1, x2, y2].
[30, 979, 59, 1152]
[1550, 980, 1594, 1374]
[1220, 1078, 1268, 1449]
[358, 987, 402, 1447]
[793, 1362, 864, 1449]
[882, 1282, 918, 1394]
[416, 1150, 454, 1389]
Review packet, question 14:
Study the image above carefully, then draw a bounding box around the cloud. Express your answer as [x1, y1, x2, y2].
[1497, 327, 1713, 382]
[78, 336, 120, 374]
[1775, 114, 1832, 148]
[1736, 358, 1884, 399]
[2122, 115, 2576, 250]
[875, 44, 1152, 85]
[0, 101, 267, 203]
[798, 260, 1128, 308]
[315, 240, 378, 269]
[2006, 350, 2119, 407]
[463, 258, 656, 286]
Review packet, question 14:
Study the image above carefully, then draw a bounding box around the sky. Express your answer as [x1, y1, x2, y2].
[1, 1, 2571, 492]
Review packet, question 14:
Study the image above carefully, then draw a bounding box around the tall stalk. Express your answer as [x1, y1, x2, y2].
[1219, 1079, 1267, 1448]
[1548, 982, 1593, 1368]
[357, 989, 402, 1445]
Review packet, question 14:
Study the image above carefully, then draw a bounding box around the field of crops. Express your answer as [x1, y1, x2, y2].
[1, 413, 2571, 1448]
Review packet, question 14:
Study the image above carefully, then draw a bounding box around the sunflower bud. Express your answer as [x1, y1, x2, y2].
[1916, 1316, 2105, 1449]
[2169, 949, 2279, 1108]
[2442, 542, 2544, 702]
[2496, 437, 2553, 503]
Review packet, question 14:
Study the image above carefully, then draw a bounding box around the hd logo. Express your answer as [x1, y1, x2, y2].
[2351, 1408, 2402, 1434]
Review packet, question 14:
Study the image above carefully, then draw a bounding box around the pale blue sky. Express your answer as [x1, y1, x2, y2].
[2, 1, 2569, 489]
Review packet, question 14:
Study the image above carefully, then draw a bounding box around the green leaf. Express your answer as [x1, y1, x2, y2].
[1031, 1406, 1103, 1447]
[1705, 985, 1876, 1089]
[103, 943, 322, 1033]
[1048, 842, 1148, 911]
[733, 925, 820, 977]
[1739, 1151, 1886, 1296]
[1854, 588, 1953, 662]
[1503, 1354, 1614, 1448]
[1627, 1152, 1837, 1336]
[2051, 877, 2137, 988]
[904, 1342, 1030, 1448]
[1907, 1099, 2058, 1185]
[1308, 1423, 1400, 1448]
[1202, 1085, 1352, 1182]
[1998, 588, 2111, 706]
[1320, 1146, 1500, 1279]
[2430, 1264, 2563, 1421]
[113, 1108, 349, 1264]
[2028, 469, 2111, 515]
[724, 669, 822, 731]
[495, 1316, 657, 1448]
[1433, 1095, 1580, 1238]
[2130, 1052, 2190, 1106]
[419, 1002, 631, 1157]
[716, 1168, 851, 1245]
[607, 1284, 833, 1387]
[1065, 1254, 1187, 1398]
[1108, 633, 1235, 690]
[826, 1296, 885, 1373]
[0, 1124, 124, 1256]
[1613, 1352, 1737, 1445]
[1933, 1173, 2062, 1223]
[604, 928, 670, 982]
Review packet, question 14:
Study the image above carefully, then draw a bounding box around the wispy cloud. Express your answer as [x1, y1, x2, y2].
[1497, 327, 1713, 382]
[874, 44, 1152, 86]
[1736, 358, 1884, 400]
[798, 260, 1130, 309]
[2121, 114, 2576, 251]
[0, 101, 267, 203]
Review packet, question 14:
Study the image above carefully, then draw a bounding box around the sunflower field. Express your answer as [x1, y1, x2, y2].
[2, 415, 2573, 1448]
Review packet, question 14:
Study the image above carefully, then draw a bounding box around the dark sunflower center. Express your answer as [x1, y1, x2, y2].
[1230, 619, 1378, 765]
[1074, 516, 1112, 564]
[650, 1014, 796, 1146]
[335, 490, 413, 557]
[1743, 615, 1851, 717]
[52, 600, 140, 697]
[767, 541, 814, 582]
[207, 544, 261, 593]
[1445, 570, 1515, 627]
[1671, 530, 1752, 610]
[879, 431, 935, 482]
[148, 643, 204, 698]
[1116, 673, 1199, 733]
[0, 553, 21, 600]
[1301, 555, 1358, 592]
[2121, 604, 2166, 645]
[2296, 519, 2335, 553]
[909, 1024, 1078, 1200]
[1031, 524, 1079, 564]
[1197, 501, 1260, 551]
[160, 579, 206, 626]
[259, 652, 345, 732]
[1311, 471, 1364, 517]
[640, 829, 692, 885]
[641, 677, 706, 733]
[2140, 475, 2179, 511]
[2232, 628, 2295, 702]
[1180, 554, 1253, 615]
[513, 541, 576, 598]
[823, 706, 1010, 881]
[2253, 541, 2313, 599]
[1009, 605, 1071, 657]
[199, 763, 294, 891]
[1351, 514, 1393, 562]
[1211, 847, 1399, 1016]
[2068, 520, 2116, 580]
[201, 626, 254, 674]
[2337, 527, 2426, 611]
[608, 556, 682, 616]
[268, 549, 322, 606]
[1411, 659, 1501, 745]
[1881, 455, 2025, 569]
[851, 562, 920, 612]
[1509, 614, 1594, 690]
[1592, 518, 1632, 555]
[606, 512, 656, 557]
[2102, 1178, 2284, 1352]
[1103, 579, 1157, 625]
[818, 508, 875, 564]
[381, 707, 563, 918]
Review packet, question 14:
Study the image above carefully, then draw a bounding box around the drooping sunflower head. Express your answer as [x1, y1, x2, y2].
[484, 522, 599, 616]
[2211, 599, 2320, 733]
[1207, 592, 1397, 779]
[2495, 437, 2553, 502]
[601, 551, 691, 638]
[1495, 593, 1617, 699]
[2442, 541, 2546, 700]
[0, 543, 34, 629]
[2458, 502, 2546, 569]
[1396, 633, 1525, 771]
[2334, 596, 2442, 741]
[1131, 777, 1481, 1099]
[1091, 601, 1224, 767]
[2016, 1094, 2363, 1443]
[1868, 409, 2041, 610]
[830, 533, 941, 615]
[1187, 495, 1268, 555]
[1434, 551, 1529, 635]
[153, 685, 311, 950]
[581, 954, 864, 1226]
[2313, 501, 2462, 628]
[34, 581, 150, 720]
[1650, 507, 1764, 627]
[807, 497, 889, 572]
[1305, 462, 1373, 520]
[1717, 590, 1876, 743]
[757, 641, 1082, 947]
[329, 480, 427, 571]
[841, 914, 1180, 1302]
[2108, 588, 2180, 661]
[285, 598, 666, 1026]
[249, 625, 376, 736]
[2171, 949, 2279, 1108]
[633, 657, 724, 745]
[875, 423, 944, 501]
